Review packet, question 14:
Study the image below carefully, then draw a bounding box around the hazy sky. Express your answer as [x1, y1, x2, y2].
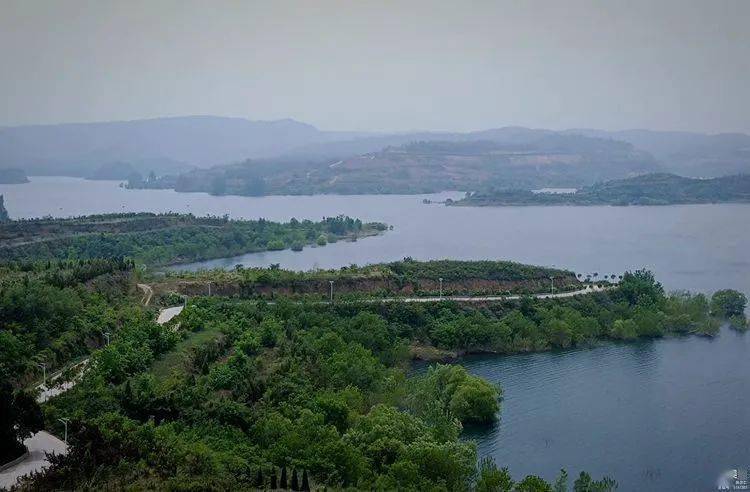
[1, 0, 748, 133]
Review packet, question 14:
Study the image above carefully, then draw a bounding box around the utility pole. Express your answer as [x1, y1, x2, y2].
[208, 282, 212, 296]
[59, 418, 70, 444]
[37, 362, 47, 386]
[439, 277, 443, 299]
[329, 280, 334, 302]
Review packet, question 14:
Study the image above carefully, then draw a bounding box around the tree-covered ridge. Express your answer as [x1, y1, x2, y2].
[453, 173, 750, 206]
[161, 259, 580, 300]
[0, 213, 387, 266]
[129, 133, 657, 196]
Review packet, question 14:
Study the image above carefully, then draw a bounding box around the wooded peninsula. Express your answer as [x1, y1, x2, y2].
[0, 212, 387, 266]
[2, 255, 745, 490]
[451, 173, 750, 207]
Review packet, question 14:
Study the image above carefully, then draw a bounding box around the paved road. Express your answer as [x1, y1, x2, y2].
[355, 285, 606, 303]
[1, 304, 184, 489]
[0, 432, 67, 490]
[36, 359, 90, 404]
[157, 305, 184, 324]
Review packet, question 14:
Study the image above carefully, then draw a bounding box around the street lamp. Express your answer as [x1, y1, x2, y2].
[37, 362, 47, 386]
[329, 280, 334, 302]
[439, 277, 443, 299]
[59, 418, 70, 444]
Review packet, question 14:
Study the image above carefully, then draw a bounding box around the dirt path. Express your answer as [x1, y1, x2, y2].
[137, 283, 153, 306]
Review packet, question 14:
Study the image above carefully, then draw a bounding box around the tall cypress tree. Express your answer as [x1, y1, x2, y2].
[301, 470, 310, 491]
[291, 469, 299, 491]
[280, 466, 288, 489]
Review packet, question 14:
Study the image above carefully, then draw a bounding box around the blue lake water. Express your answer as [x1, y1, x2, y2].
[1, 176, 749, 490]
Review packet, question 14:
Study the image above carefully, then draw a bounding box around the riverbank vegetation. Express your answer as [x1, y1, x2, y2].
[452, 173, 750, 207]
[0, 213, 387, 267]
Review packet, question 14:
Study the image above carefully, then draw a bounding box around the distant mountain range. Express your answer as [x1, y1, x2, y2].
[1, 116, 748, 188]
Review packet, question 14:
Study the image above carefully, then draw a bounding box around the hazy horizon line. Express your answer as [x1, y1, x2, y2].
[2, 114, 747, 137]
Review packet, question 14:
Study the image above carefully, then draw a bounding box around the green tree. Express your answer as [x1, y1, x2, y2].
[711, 289, 747, 318]
[476, 457, 514, 492]
[573, 471, 618, 491]
[515, 475, 553, 491]
[553, 469, 568, 492]
[617, 270, 664, 307]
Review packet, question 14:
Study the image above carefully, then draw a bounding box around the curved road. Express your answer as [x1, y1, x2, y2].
[357, 284, 607, 303]
[0, 302, 183, 490]
[0, 432, 67, 490]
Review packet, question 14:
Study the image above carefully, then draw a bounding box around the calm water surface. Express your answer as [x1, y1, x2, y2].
[2, 177, 748, 490]
[2, 177, 748, 294]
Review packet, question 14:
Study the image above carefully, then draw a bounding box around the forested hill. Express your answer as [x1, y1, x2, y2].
[133, 134, 658, 196]
[0, 213, 387, 266]
[452, 173, 750, 206]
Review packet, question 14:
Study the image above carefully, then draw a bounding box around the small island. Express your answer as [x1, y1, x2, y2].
[0, 213, 387, 266]
[0, 168, 29, 184]
[452, 173, 750, 206]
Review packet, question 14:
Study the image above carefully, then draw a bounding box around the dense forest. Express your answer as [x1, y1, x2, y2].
[0, 258, 137, 387]
[0, 213, 387, 266]
[452, 173, 750, 206]
[3, 258, 746, 490]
